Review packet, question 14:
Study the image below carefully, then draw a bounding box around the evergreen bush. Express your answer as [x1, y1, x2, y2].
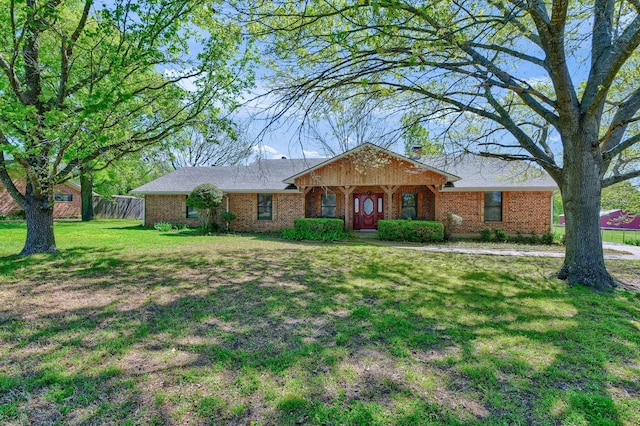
[479, 228, 493, 242]
[494, 228, 508, 242]
[187, 183, 223, 230]
[378, 220, 444, 242]
[281, 218, 347, 241]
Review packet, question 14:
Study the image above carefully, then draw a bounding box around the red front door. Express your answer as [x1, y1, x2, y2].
[353, 193, 384, 230]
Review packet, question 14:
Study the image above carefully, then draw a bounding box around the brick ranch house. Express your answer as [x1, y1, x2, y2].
[132, 143, 557, 235]
[0, 181, 82, 218]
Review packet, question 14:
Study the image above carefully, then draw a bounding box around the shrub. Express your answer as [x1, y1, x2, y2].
[494, 228, 508, 242]
[280, 228, 300, 240]
[378, 220, 444, 243]
[187, 183, 223, 230]
[154, 222, 173, 232]
[479, 228, 493, 242]
[541, 232, 555, 245]
[1, 210, 26, 221]
[281, 218, 347, 241]
[219, 211, 237, 231]
[528, 231, 540, 244]
[513, 231, 526, 244]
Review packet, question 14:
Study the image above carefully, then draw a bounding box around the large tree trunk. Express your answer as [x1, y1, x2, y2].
[557, 144, 617, 290]
[20, 184, 57, 255]
[80, 171, 94, 221]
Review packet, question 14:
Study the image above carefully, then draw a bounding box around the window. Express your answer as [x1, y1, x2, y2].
[321, 193, 336, 217]
[484, 192, 503, 222]
[187, 206, 198, 218]
[401, 193, 417, 219]
[54, 193, 73, 202]
[363, 198, 374, 215]
[258, 194, 272, 220]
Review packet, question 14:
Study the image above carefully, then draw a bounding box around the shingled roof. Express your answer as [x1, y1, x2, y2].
[131, 158, 325, 194]
[425, 155, 556, 191]
[131, 145, 557, 195]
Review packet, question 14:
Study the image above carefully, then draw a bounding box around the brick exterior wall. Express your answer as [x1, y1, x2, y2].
[144, 190, 552, 235]
[53, 183, 83, 218]
[393, 186, 435, 220]
[144, 195, 200, 227]
[144, 193, 305, 232]
[229, 193, 305, 232]
[304, 185, 436, 224]
[436, 191, 552, 235]
[1, 181, 82, 218]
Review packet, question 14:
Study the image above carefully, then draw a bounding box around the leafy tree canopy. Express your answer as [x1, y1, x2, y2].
[238, 0, 640, 290]
[601, 182, 640, 213]
[0, 0, 254, 254]
[187, 183, 223, 210]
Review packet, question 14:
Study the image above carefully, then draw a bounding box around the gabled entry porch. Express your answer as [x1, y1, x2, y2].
[283, 143, 454, 230]
[302, 185, 437, 230]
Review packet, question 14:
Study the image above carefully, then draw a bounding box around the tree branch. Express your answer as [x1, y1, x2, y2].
[0, 52, 25, 103]
[57, 0, 93, 106]
[602, 168, 640, 187]
[583, 14, 640, 116]
[601, 85, 640, 156]
[0, 135, 26, 207]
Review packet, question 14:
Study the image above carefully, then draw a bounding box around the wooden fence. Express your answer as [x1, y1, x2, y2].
[93, 195, 143, 219]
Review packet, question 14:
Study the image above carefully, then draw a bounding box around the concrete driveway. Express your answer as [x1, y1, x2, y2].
[396, 242, 640, 261]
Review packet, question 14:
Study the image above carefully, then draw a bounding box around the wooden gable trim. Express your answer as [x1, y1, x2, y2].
[284, 143, 460, 185]
[292, 156, 449, 188]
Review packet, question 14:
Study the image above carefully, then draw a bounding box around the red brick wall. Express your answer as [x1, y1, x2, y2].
[436, 191, 552, 235]
[0, 186, 23, 216]
[144, 190, 552, 235]
[393, 186, 435, 220]
[144, 193, 305, 231]
[53, 183, 82, 218]
[304, 185, 436, 225]
[229, 193, 305, 232]
[1, 181, 82, 218]
[305, 187, 345, 219]
[144, 195, 200, 227]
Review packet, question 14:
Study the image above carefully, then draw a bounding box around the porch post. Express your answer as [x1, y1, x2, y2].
[381, 185, 399, 220]
[338, 186, 354, 230]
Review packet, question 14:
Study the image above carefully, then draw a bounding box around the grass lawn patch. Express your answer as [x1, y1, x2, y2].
[1, 220, 639, 424]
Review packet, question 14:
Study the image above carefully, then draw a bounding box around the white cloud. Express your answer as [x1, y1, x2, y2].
[252, 144, 286, 159]
[302, 149, 325, 158]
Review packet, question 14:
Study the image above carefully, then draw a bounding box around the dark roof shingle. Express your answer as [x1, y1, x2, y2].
[422, 155, 556, 191]
[132, 149, 557, 195]
[132, 158, 325, 194]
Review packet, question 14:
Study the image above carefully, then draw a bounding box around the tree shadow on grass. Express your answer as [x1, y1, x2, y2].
[0, 247, 638, 424]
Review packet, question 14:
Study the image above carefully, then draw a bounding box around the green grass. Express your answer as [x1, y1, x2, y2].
[553, 224, 640, 246]
[1, 220, 639, 424]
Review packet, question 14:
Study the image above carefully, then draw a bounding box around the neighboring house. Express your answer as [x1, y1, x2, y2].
[0, 181, 83, 218]
[559, 209, 640, 230]
[132, 143, 557, 235]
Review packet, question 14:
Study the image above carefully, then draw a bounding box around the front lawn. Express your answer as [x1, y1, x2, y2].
[1, 220, 639, 424]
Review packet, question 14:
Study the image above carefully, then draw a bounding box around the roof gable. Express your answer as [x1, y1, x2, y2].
[283, 143, 460, 184]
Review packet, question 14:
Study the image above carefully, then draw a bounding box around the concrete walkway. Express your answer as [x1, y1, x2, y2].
[395, 242, 640, 261]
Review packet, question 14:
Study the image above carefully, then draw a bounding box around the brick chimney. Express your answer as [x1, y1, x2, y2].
[410, 145, 423, 158]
